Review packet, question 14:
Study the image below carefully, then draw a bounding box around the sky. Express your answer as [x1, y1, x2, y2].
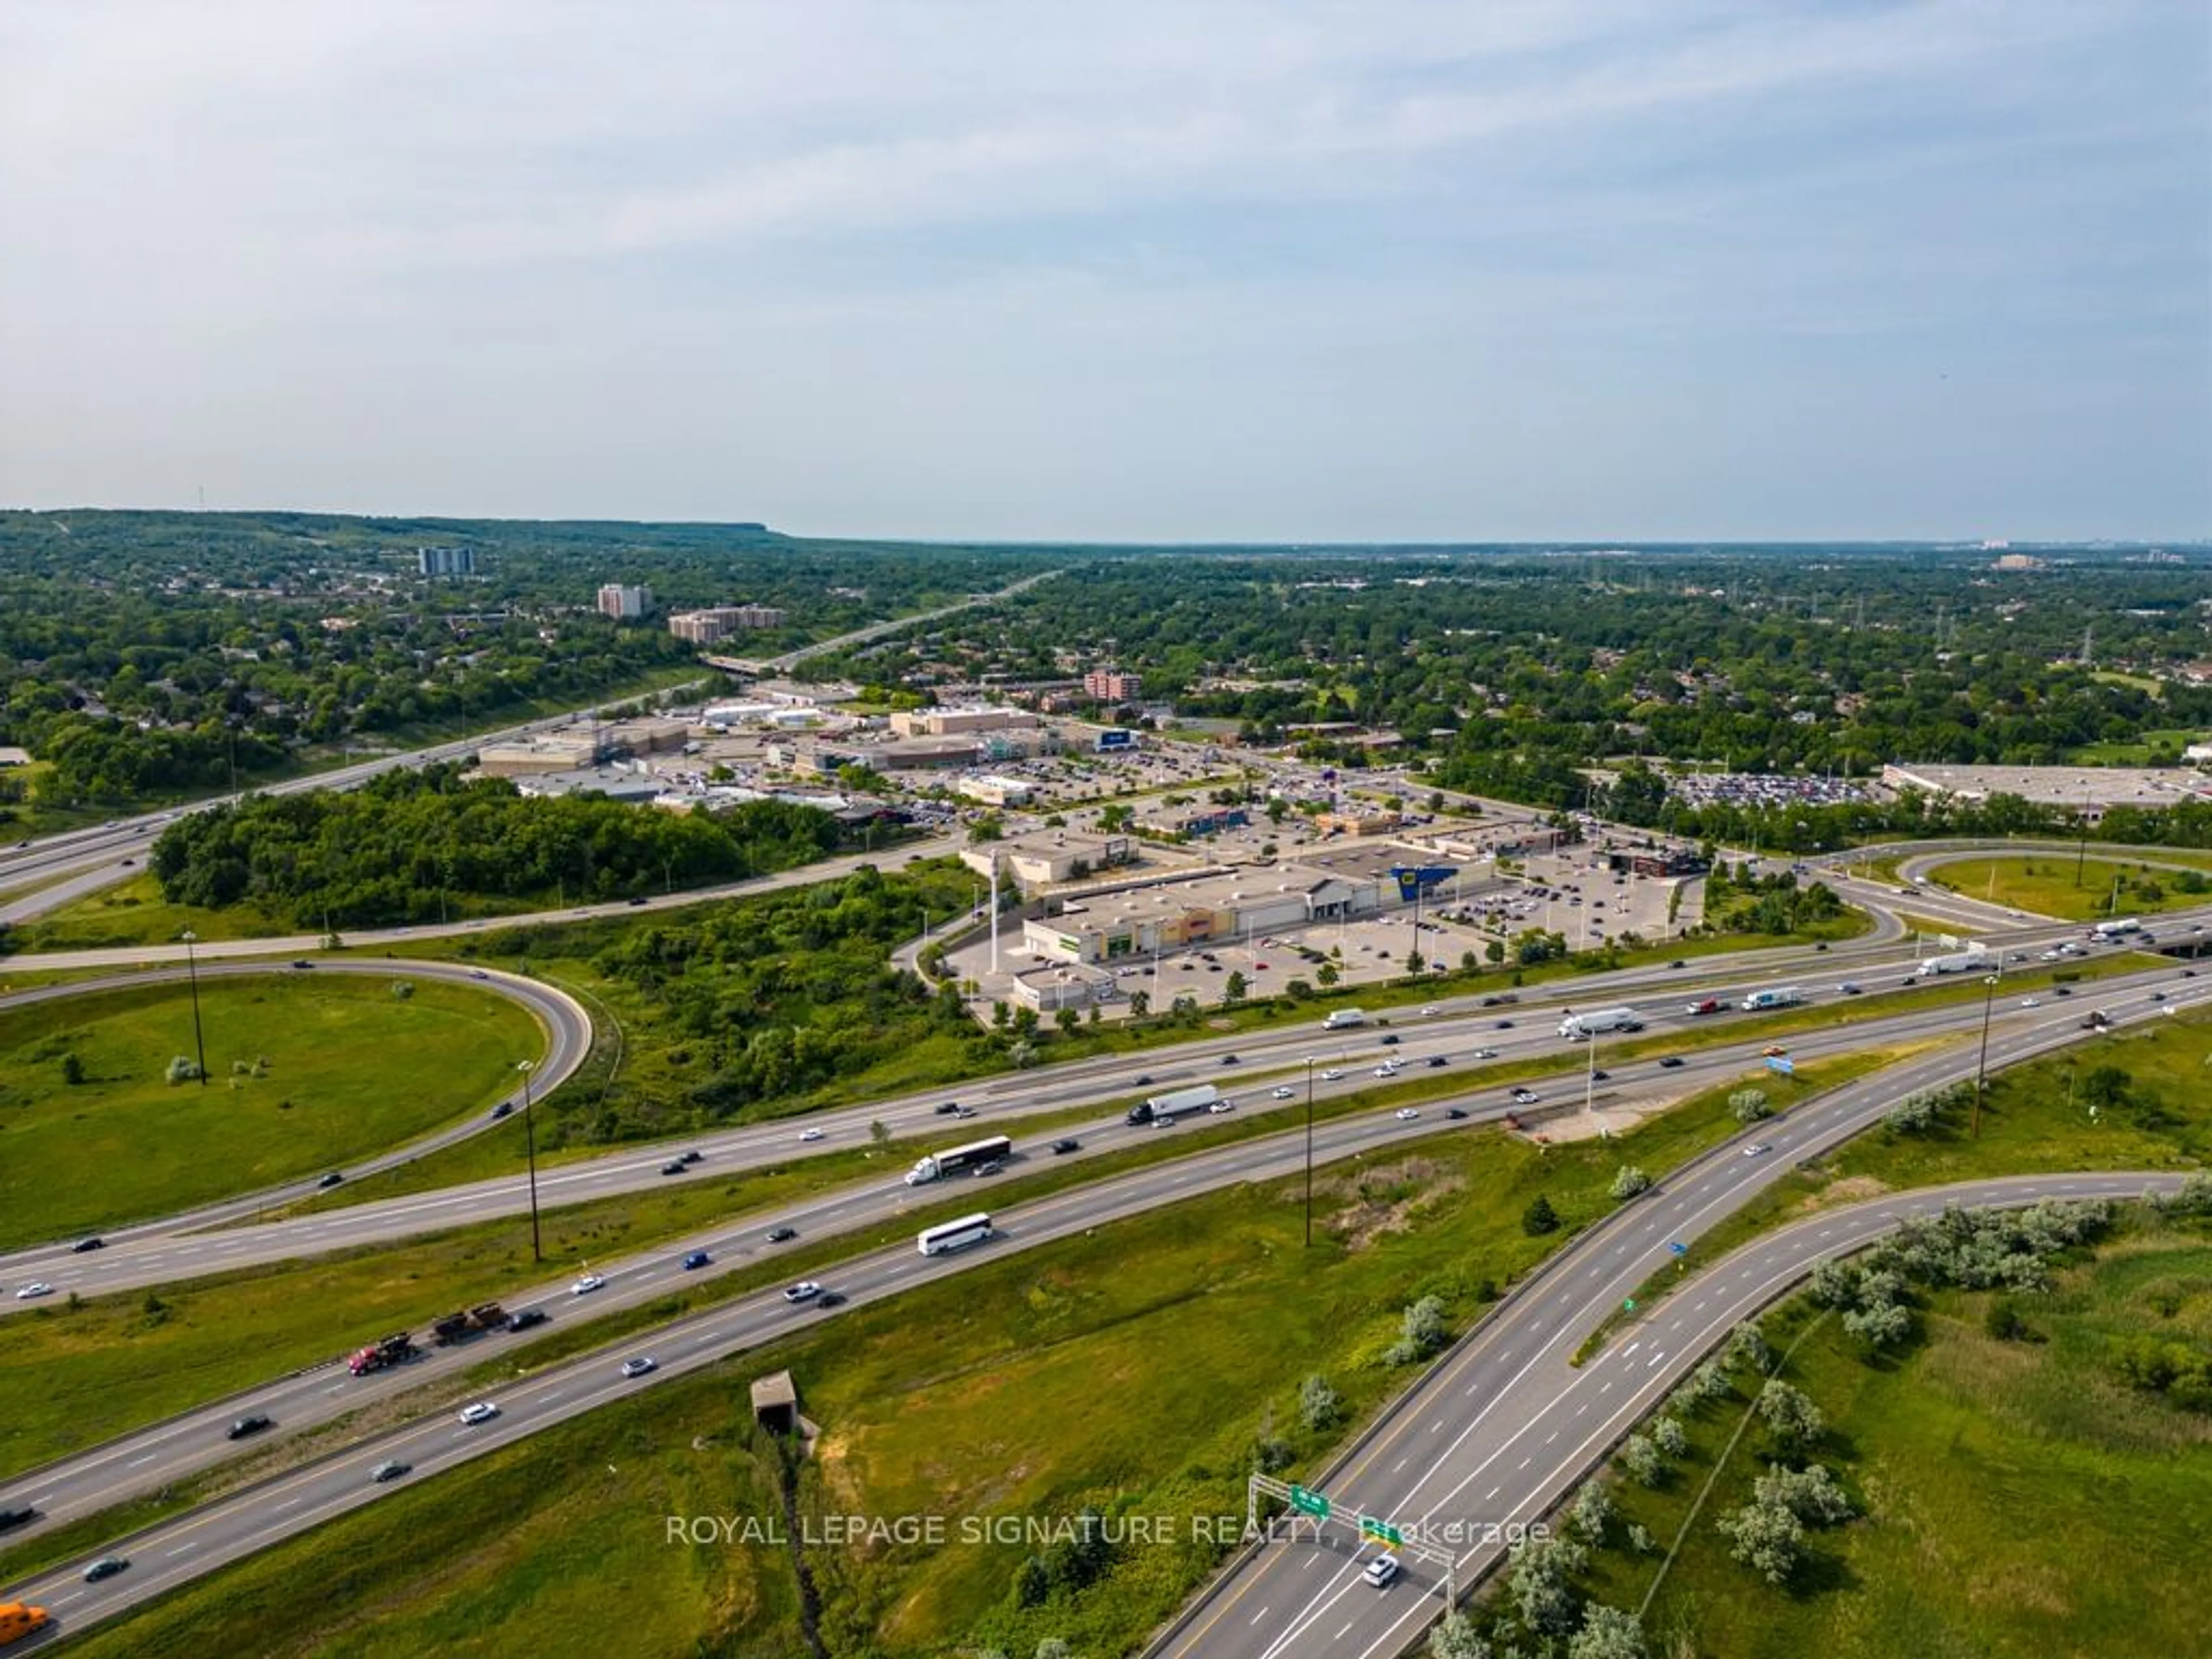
[1, 1, 2206, 543]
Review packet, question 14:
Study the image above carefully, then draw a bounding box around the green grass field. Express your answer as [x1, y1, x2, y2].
[1577, 1221, 2212, 1659]
[0, 976, 543, 1248]
[1928, 854, 2212, 922]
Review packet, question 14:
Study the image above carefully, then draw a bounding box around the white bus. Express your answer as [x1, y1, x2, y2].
[918, 1213, 994, 1256]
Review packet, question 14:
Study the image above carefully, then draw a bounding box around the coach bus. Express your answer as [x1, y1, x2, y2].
[917, 1213, 995, 1256]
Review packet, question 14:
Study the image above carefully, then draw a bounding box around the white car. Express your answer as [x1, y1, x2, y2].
[1373, 1063, 1399, 1078]
[783, 1281, 822, 1304]
[1209, 1100, 1235, 1114]
[799, 1127, 825, 1143]
[2019, 997, 2040, 1008]
[1742, 1143, 1772, 1158]
[1271, 1085, 1296, 1100]
[1472, 1047, 1499, 1059]
[1362, 1554, 1401, 1588]
[1395, 1108, 1421, 1121]
[1421, 1004, 1440, 1016]
[13, 1282, 53, 1300]
[1321, 1069, 1344, 1082]
[620, 1357, 657, 1378]
[570, 1273, 607, 1296]
[457, 1402, 500, 1425]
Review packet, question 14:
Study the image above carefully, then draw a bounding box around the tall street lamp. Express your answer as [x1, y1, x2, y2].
[1304, 1055, 1317, 1248]
[180, 929, 207, 1086]
[517, 1058, 543, 1262]
[1972, 974, 1999, 1139]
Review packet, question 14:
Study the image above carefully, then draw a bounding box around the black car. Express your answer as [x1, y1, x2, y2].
[1496, 1019, 1515, 1029]
[1590, 1069, 1609, 1081]
[1667, 959, 1687, 969]
[316, 1172, 344, 1189]
[70, 1236, 105, 1253]
[491, 1101, 514, 1119]
[1133, 1075, 1154, 1087]
[680, 1149, 703, 1164]
[291, 959, 315, 970]
[372, 1460, 411, 1483]
[1426, 1055, 1448, 1067]
[84, 1556, 130, 1582]
[1445, 1107, 1469, 1120]
[660, 1160, 687, 1176]
[934, 1101, 963, 1115]
[2053, 986, 2073, 996]
[1657, 1056, 1686, 1069]
[1219, 1054, 1240, 1066]
[226, 1414, 274, 1441]
[1051, 1138, 1081, 1155]
[815, 1290, 847, 1310]
[1379, 1034, 1400, 1046]
[0, 1506, 36, 1532]
[765, 1226, 798, 1243]
[627, 896, 649, 906]
[506, 1308, 548, 1332]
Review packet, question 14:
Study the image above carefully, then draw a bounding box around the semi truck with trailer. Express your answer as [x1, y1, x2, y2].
[347, 1332, 419, 1375]
[1558, 1006, 1643, 1040]
[1916, 946, 1991, 978]
[1126, 1083, 1223, 1126]
[1738, 986, 1804, 1012]
[903, 1134, 1015, 1185]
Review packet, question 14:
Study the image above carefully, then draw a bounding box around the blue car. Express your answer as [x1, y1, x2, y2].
[681, 1251, 711, 1271]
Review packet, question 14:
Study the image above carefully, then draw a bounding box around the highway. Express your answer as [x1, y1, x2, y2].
[3, 963, 2198, 1643]
[1, 921, 2184, 1300]
[10, 974, 2174, 1540]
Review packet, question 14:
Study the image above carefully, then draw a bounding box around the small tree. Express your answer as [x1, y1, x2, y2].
[1609, 1165, 1652, 1200]
[1522, 1194, 1561, 1236]
[1619, 1432, 1665, 1486]
[1034, 1639, 1072, 1659]
[59, 1052, 85, 1085]
[1755, 1379, 1826, 1457]
[1568, 1604, 1649, 1659]
[1222, 970, 1249, 1005]
[1128, 990, 1150, 1019]
[1843, 1302, 1913, 1350]
[1298, 1373, 1341, 1430]
[1651, 1416, 1690, 1459]
[1718, 1497, 1802, 1584]
[1569, 1479, 1615, 1543]
[1729, 1088, 1771, 1123]
[1055, 1006, 1081, 1035]
[1387, 1296, 1452, 1365]
[1429, 1613, 1494, 1659]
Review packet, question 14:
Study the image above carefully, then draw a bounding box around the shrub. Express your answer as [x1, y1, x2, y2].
[1609, 1165, 1652, 1200]
[1522, 1194, 1560, 1236]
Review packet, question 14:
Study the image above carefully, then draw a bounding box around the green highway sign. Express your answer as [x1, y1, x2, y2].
[1289, 1485, 1330, 1518]
[1359, 1516, 1404, 1546]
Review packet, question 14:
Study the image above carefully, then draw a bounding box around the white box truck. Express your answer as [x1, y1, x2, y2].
[1322, 1008, 1367, 1031]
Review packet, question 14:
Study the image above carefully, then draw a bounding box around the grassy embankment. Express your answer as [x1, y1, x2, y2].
[1929, 852, 2212, 923]
[0, 976, 542, 1249]
[1570, 1218, 2212, 1659]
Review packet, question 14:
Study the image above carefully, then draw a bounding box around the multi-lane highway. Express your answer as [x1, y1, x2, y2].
[6, 967, 2198, 1643]
[13, 972, 2176, 1542]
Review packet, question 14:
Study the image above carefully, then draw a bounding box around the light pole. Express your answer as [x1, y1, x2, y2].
[180, 929, 207, 1086]
[1971, 974, 1999, 1139]
[1304, 1056, 1316, 1248]
[517, 1058, 543, 1262]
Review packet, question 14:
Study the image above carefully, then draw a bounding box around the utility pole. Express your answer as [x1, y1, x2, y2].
[1304, 1056, 1316, 1247]
[180, 929, 208, 1085]
[518, 1059, 543, 1262]
[1971, 975, 1999, 1139]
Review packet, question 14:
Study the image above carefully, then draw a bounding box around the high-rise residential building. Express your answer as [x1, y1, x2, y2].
[416, 546, 475, 577]
[597, 583, 653, 619]
[668, 605, 788, 644]
[1084, 667, 1142, 702]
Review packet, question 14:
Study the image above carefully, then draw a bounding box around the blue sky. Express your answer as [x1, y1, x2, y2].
[1, 1, 2205, 541]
